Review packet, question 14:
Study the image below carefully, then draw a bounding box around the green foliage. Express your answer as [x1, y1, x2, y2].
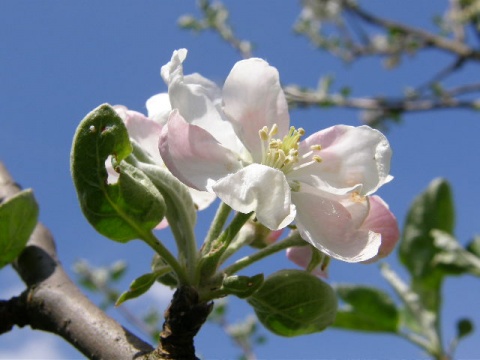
[333, 285, 399, 332]
[116, 268, 170, 306]
[0, 189, 39, 268]
[247, 270, 337, 337]
[70, 104, 166, 242]
[399, 178, 454, 312]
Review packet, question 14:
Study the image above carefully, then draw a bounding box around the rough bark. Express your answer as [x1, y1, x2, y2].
[0, 162, 154, 359]
[153, 286, 213, 360]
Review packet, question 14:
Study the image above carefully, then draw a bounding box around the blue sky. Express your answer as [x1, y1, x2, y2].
[1, 1, 479, 359]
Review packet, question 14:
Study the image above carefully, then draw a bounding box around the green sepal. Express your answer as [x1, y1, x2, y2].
[70, 104, 166, 242]
[333, 285, 399, 333]
[247, 269, 337, 337]
[116, 268, 170, 306]
[222, 274, 264, 299]
[0, 189, 39, 268]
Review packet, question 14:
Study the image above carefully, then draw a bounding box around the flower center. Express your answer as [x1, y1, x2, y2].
[258, 124, 322, 175]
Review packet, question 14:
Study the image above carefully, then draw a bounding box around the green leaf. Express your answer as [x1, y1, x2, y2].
[333, 285, 399, 333]
[116, 269, 170, 306]
[399, 178, 455, 311]
[70, 104, 166, 242]
[0, 189, 39, 268]
[247, 270, 337, 337]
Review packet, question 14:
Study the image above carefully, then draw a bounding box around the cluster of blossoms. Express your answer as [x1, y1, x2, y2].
[115, 48, 399, 269]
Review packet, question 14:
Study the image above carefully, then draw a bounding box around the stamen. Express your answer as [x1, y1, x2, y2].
[259, 127, 269, 141]
[269, 124, 279, 137]
[258, 123, 322, 176]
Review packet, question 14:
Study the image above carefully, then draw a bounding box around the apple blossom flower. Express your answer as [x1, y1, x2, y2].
[107, 105, 216, 214]
[155, 49, 395, 263]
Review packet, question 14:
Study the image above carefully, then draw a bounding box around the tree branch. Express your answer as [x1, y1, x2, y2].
[284, 85, 480, 113]
[0, 162, 154, 360]
[345, 2, 480, 60]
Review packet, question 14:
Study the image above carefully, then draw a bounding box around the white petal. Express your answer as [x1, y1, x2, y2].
[146, 93, 171, 125]
[212, 164, 296, 230]
[161, 48, 188, 85]
[292, 190, 381, 263]
[223, 58, 290, 161]
[161, 51, 246, 156]
[295, 125, 392, 195]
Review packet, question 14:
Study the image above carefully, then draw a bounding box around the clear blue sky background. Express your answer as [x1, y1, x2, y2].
[1, 1, 479, 359]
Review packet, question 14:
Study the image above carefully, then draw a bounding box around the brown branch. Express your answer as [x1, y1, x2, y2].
[284, 85, 480, 113]
[151, 286, 213, 360]
[345, 3, 480, 60]
[0, 162, 154, 360]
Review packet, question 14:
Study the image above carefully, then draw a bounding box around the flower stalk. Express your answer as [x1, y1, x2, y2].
[224, 231, 306, 276]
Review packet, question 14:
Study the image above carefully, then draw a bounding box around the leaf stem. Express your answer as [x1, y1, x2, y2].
[223, 231, 306, 276]
[141, 231, 189, 285]
[130, 159, 198, 284]
[196, 210, 253, 284]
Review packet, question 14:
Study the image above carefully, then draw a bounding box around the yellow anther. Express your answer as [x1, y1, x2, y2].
[269, 124, 279, 137]
[310, 144, 322, 151]
[259, 127, 269, 141]
[312, 155, 323, 163]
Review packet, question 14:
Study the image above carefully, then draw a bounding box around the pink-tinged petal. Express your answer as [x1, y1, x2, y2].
[296, 125, 392, 196]
[154, 218, 169, 230]
[212, 164, 296, 230]
[292, 190, 381, 262]
[159, 110, 242, 191]
[361, 195, 400, 263]
[114, 105, 164, 166]
[286, 246, 328, 278]
[146, 93, 171, 125]
[222, 58, 290, 161]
